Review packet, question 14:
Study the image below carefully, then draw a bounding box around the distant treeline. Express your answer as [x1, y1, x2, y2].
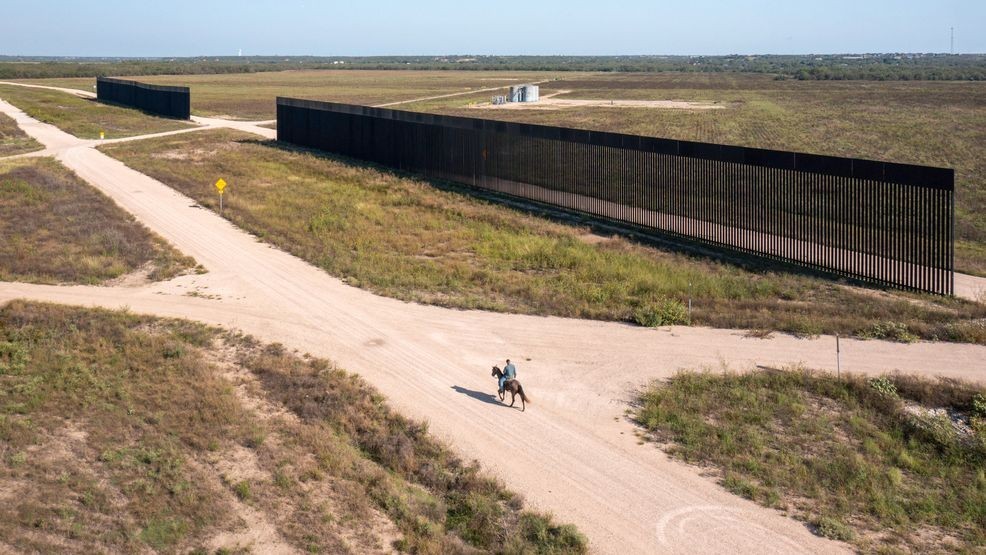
[2, 54, 985, 81]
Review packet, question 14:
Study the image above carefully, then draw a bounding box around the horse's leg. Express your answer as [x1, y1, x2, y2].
[509, 389, 516, 407]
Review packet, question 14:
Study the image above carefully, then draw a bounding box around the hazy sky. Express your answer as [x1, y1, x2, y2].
[1, 0, 983, 57]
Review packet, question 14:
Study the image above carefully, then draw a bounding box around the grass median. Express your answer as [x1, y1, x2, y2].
[0, 112, 42, 157]
[634, 368, 986, 552]
[0, 300, 586, 553]
[0, 157, 196, 284]
[100, 129, 986, 343]
[0, 84, 192, 140]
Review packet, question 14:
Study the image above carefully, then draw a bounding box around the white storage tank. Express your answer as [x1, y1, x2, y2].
[508, 85, 523, 102]
[507, 84, 540, 103]
[523, 84, 539, 102]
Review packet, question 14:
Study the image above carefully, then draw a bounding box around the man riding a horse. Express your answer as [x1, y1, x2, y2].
[492, 359, 529, 411]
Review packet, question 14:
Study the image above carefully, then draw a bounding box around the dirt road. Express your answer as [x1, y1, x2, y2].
[2, 86, 985, 554]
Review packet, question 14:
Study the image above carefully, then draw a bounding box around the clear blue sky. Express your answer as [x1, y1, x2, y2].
[1, 0, 983, 57]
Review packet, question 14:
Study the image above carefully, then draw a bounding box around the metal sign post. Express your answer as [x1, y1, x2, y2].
[836, 334, 841, 380]
[215, 178, 228, 216]
[688, 282, 692, 318]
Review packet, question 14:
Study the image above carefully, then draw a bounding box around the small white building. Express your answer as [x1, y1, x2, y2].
[508, 84, 539, 103]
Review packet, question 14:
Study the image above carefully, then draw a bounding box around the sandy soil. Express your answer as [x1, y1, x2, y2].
[2, 83, 985, 554]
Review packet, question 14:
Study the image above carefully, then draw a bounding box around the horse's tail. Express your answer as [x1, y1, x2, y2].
[518, 384, 531, 404]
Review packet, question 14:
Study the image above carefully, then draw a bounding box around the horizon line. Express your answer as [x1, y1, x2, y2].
[1, 52, 984, 59]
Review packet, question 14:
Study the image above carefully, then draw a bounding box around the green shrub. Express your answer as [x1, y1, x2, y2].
[162, 343, 185, 359]
[813, 517, 854, 541]
[723, 473, 758, 500]
[973, 393, 986, 419]
[0, 341, 29, 374]
[273, 470, 293, 489]
[861, 321, 918, 343]
[233, 480, 251, 501]
[514, 512, 588, 554]
[868, 376, 899, 399]
[633, 298, 690, 327]
[140, 517, 188, 550]
[445, 492, 503, 548]
[787, 316, 822, 338]
[907, 412, 961, 452]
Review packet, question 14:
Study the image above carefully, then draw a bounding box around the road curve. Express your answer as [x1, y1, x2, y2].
[2, 86, 985, 554]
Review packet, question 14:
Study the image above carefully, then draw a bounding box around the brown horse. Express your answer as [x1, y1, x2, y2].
[491, 366, 530, 411]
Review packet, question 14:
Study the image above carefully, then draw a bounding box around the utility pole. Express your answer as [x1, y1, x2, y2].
[951, 27, 955, 55]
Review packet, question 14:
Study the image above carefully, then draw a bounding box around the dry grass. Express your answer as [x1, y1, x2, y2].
[0, 300, 586, 553]
[0, 157, 196, 284]
[634, 368, 986, 552]
[0, 112, 42, 157]
[0, 84, 192, 139]
[99, 129, 986, 343]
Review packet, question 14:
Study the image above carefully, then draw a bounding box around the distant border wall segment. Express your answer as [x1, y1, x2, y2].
[96, 77, 190, 119]
[276, 97, 955, 295]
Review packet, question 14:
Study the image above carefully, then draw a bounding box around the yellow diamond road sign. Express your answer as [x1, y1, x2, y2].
[215, 178, 227, 194]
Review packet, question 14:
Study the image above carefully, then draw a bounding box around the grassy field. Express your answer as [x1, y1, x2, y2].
[0, 300, 585, 553]
[19, 70, 562, 120]
[99, 129, 986, 343]
[0, 84, 192, 139]
[0, 112, 42, 157]
[0, 157, 196, 284]
[634, 368, 986, 552]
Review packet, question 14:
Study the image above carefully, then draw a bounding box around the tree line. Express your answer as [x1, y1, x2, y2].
[2, 54, 984, 81]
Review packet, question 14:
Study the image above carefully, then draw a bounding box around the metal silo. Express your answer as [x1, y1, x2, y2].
[508, 85, 523, 103]
[524, 84, 539, 102]
[507, 84, 540, 103]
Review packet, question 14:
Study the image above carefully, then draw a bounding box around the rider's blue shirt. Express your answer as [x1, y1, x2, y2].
[504, 363, 517, 380]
